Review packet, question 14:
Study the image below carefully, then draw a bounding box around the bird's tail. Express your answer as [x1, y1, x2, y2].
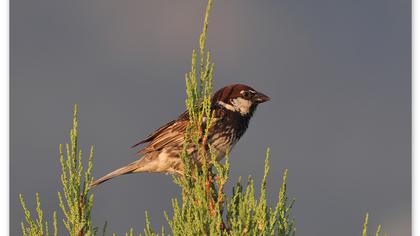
[90, 160, 141, 188]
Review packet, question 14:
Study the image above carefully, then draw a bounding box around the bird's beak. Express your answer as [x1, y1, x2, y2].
[254, 92, 270, 103]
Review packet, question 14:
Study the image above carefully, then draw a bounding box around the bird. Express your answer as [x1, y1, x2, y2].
[91, 84, 270, 188]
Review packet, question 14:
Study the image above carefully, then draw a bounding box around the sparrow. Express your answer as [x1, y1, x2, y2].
[91, 84, 270, 187]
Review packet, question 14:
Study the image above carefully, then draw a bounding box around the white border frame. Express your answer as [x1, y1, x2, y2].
[413, 0, 417, 235]
[0, 0, 9, 233]
[1, 1, 414, 235]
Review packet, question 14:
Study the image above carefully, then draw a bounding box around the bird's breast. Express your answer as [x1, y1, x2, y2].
[207, 126, 240, 161]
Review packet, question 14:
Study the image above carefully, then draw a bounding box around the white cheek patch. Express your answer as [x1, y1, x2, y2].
[218, 101, 236, 112]
[218, 98, 253, 115]
[231, 97, 253, 115]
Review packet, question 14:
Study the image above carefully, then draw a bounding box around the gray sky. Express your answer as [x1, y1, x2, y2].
[11, 0, 410, 235]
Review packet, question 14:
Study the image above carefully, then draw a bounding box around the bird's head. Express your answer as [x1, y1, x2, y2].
[212, 84, 270, 117]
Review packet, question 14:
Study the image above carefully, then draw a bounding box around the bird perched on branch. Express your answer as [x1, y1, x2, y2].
[91, 84, 270, 187]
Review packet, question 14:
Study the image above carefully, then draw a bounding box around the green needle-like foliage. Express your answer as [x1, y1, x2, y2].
[19, 105, 96, 236]
[57, 105, 95, 235]
[226, 152, 295, 236]
[362, 213, 382, 236]
[19, 193, 57, 236]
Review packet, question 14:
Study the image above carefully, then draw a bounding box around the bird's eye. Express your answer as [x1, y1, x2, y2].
[242, 91, 252, 99]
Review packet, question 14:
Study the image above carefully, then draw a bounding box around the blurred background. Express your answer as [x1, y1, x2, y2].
[11, 0, 410, 235]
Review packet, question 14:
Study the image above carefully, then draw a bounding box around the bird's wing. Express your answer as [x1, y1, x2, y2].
[131, 111, 190, 154]
[130, 120, 177, 148]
